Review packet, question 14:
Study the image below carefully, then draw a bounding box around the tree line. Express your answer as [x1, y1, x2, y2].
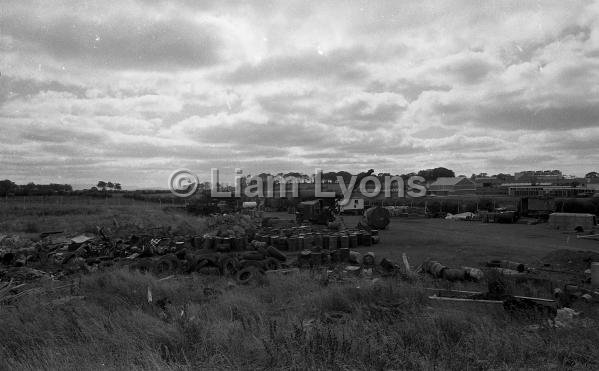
[94, 181, 122, 191]
[248, 167, 457, 184]
[0, 180, 73, 196]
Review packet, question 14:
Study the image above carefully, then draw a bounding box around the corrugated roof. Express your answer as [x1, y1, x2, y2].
[549, 213, 596, 217]
[431, 177, 473, 186]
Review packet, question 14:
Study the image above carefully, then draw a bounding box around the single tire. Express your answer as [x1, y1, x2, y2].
[239, 259, 266, 271]
[219, 256, 239, 276]
[267, 246, 287, 261]
[241, 251, 265, 261]
[154, 254, 179, 274]
[442, 268, 466, 281]
[264, 257, 282, 271]
[129, 258, 155, 273]
[184, 254, 201, 272]
[236, 266, 260, 284]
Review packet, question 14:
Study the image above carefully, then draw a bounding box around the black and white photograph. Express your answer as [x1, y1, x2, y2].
[1, 1, 599, 369]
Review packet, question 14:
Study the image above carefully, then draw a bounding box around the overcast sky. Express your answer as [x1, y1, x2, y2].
[1, 0, 598, 187]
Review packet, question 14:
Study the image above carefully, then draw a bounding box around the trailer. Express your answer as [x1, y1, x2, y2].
[520, 197, 555, 219]
[548, 213, 597, 233]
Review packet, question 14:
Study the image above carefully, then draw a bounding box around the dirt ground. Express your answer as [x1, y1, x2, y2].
[353, 216, 599, 268]
[266, 212, 599, 268]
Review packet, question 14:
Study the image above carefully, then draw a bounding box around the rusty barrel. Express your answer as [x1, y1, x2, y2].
[297, 235, 305, 251]
[314, 233, 323, 248]
[287, 237, 298, 251]
[363, 232, 372, 246]
[329, 235, 338, 249]
[298, 250, 311, 267]
[349, 233, 358, 249]
[330, 249, 340, 262]
[278, 236, 288, 251]
[310, 251, 323, 266]
[204, 235, 215, 250]
[304, 233, 314, 248]
[340, 235, 349, 249]
[339, 247, 350, 262]
[322, 234, 330, 250]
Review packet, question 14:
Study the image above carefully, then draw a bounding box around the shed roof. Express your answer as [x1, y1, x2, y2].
[431, 177, 474, 186]
[549, 213, 596, 217]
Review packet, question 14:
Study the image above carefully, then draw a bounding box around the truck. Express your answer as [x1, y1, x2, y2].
[296, 199, 337, 225]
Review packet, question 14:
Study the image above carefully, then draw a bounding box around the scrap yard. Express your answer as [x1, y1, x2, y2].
[1, 195, 598, 368]
[3, 1, 599, 368]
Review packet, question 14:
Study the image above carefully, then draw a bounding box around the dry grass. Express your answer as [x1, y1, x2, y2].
[0, 195, 206, 236]
[0, 269, 597, 370]
[1, 198, 598, 369]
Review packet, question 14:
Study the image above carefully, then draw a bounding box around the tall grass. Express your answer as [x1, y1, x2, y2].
[1, 269, 597, 370]
[0, 195, 206, 236]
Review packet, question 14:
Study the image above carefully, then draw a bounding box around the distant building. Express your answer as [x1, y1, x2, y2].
[514, 170, 563, 183]
[552, 177, 587, 186]
[429, 177, 476, 196]
[474, 176, 502, 188]
[507, 185, 581, 197]
[586, 178, 599, 192]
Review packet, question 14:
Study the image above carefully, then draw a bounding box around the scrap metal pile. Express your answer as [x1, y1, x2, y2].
[0, 214, 393, 286]
[421, 252, 599, 320]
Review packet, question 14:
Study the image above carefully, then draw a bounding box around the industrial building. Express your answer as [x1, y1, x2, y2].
[507, 185, 581, 197]
[429, 177, 476, 196]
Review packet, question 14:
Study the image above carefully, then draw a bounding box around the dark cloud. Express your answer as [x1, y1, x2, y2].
[440, 53, 498, 84]
[0, 76, 86, 105]
[185, 120, 330, 149]
[1, 9, 222, 69]
[330, 92, 406, 128]
[21, 126, 106, 144]
[221, 48, 370, 84]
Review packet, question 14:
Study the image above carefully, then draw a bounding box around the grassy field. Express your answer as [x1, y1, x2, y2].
[1, 268, 598, 370]
[261, 211, 599, 268]
[0, 195, 206, 237]
[342, 215, 599, 268]
[1, 197, 599, 369]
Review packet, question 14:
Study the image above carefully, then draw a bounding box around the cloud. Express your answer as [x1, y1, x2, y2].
[221, 48, 370, 84]
[1, 0, 599, 186]
[1, 2, 223, 70]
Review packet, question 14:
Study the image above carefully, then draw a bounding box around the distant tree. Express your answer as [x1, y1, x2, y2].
[417, 167, 455, 182]
[97, 181, 107, 190]
[107, 181, 114, 191]
[114, 183, 122, 191]
[494, 173, 512, 181]
[376, 172, 391, 182]
[400, 172, 417, 180]
[585, 171, 598, 179]
[91, 187, 98, 192]
[256, 173, 272, 181]
[321, 172, 338, 183]
[0, 179, 16, 196]
[24, 182, 36, 195]
[356, 169, 375, 184]
[283, 172, 303, 179]
[335, 171, 353, 183]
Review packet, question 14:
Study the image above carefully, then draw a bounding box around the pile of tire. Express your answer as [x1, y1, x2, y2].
[127, 241, 289, 284]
